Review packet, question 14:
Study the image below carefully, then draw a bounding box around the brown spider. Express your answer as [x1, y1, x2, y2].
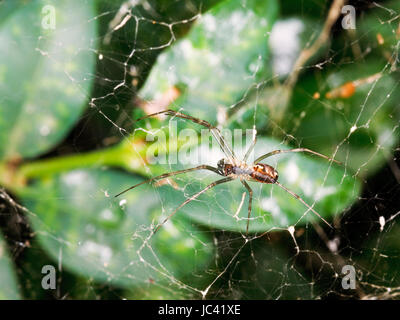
[115, 109, 341, 234]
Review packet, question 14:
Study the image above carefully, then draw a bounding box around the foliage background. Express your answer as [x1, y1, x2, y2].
[0, 0, 399, 299]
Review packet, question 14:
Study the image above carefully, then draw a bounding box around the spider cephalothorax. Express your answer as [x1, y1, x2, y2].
[116, 109, 341, 234]
[217, 158, 233, 176]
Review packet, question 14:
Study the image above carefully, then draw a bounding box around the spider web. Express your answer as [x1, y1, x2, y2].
[1, 0, 400, 300]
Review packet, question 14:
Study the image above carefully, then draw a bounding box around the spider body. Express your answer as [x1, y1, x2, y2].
[218, 159, 278, 184]
[116, 109, 341, 234]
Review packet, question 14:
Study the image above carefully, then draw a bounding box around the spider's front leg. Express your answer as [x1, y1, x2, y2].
[135, 109, 215, 130]
[135, 109, 237, 164]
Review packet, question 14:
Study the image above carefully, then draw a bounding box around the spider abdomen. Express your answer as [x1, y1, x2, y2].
[250, 163, 278, 183]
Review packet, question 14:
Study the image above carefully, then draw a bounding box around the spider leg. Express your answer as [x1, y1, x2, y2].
[135, 109, 215, 130]
[114, 165, 221, 197]
[243, 134, 257, 163]
[274, 181, 333, 229]
[254, 148, 342, 165]
[135, 109, 237, 164]
[154, 176, 234, 233]
[241, 180, 253, 235]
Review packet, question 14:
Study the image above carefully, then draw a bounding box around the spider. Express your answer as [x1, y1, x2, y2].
[115, 109, 341, 234]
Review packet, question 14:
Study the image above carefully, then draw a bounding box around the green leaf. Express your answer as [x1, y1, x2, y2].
[355, 223, 400, 293]
[148, 136, 361, 233]
[19, 168, 214, 288]
[357, 0, 400, 51]
[288, 60, 400, 177]
[0, 232, 21, 299]
[220, 238, 326, 299]
[0, 0, 96, 161]
[139, 0, 278, 122]
[225, 14, 327, 125]
[280, 0, 331, 18]
[0, 1, 24, 26]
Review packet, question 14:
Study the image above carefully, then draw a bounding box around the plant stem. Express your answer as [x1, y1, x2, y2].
[1, 133, 200, 194]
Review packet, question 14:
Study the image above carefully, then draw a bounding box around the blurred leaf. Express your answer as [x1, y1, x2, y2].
[222, 236, 335, 299]
[268, 16, 327, 79]
[288, 60, 400, 177]
[357, 0, 400, 53]
[19, 168, 214, 288]
[226, 15, 327, 127]
[0, 0, 24, 25]
[0, 0, 96, 161]
[138, 0, 278, 123]
[90, 0, 224, 139]
[0, 232, 20, 299]
[150, 136, 361, 233]
[280, 0, 330, 18]
[355, 223, 400, 297]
